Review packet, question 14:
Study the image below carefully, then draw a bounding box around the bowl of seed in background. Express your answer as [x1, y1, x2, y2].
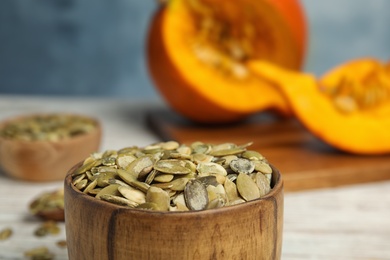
[64, 141, 284, 260]
[0, 113, 101, 181]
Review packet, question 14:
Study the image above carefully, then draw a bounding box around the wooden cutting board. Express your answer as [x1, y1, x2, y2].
[146, 109, 390, 192]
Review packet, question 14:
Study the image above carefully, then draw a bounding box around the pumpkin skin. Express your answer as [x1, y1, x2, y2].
[249, 59, 390, 155]
[147, 0, 307, 123]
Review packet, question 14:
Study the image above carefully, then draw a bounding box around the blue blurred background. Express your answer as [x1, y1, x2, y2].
[0, 0, 389, 99]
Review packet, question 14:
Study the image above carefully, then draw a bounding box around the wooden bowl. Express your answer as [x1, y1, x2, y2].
[64, 163, 284, 260]
[0, 113, 102, 182]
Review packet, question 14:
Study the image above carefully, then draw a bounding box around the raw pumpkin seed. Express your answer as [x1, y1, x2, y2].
[126, 155, 154, 178]
[236, 173, 260, 201]
[197, 162, 227, 176]
[0, 227, 12, 241]
[0, 113, 97, 142]
[230, 158, 255, 174]
[24, 246, 54, 260]
[242, 150, 265, 161]
[56, 240, 67, 248]
[29, 188, 64, 220]
[118, 186, 146, 204]
[34, 221, 60, 237]
[95, 184, 121, 199]
[253, 160, 273, 174]
[153, 174, 174, 183]
[146, 187, 170, 211]
[100, 194, 138, 207]
[72, 141, 274, 211]
[255, 172, 271, 197]
[154, 159, 192, 175]
[224, 177, 239, 202]
[184, 179, 209, 211]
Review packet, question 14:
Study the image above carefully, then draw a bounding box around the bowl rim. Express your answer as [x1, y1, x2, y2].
[64, 161, 283, 216]
[0, 112, 101, 145]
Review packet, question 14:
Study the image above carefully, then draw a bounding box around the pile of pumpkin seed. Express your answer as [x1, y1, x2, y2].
[0, 114, 97, 141]
[72, 141, 274, 211]
[29, 188, 65, 219]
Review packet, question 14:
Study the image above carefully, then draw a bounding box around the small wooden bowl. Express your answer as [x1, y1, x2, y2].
[0, 113, 102, 182]
[64, 163, 284, 260]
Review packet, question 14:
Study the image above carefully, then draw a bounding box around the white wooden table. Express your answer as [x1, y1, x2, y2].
[0, 95, 389, 260]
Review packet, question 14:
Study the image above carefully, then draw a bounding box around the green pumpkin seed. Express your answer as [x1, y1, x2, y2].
[88, 188, 102, 195]
[210, 147, 246, 156]
[83, 179, 98, 194]
[255, 172, 271, 197]
[241, 150, 265, 161]
[107, 178, 130, 187]
[144, 169, 158, 184]
[211, 143, 236, 152]
[160, 141, 180, 150]
[176, 145, 192, 155]
[197, 162, 227, 176]
[220, 155, 238, 166]
[253, 160, 273, 174]
[153, 174, 174, 183]
[102, 156, 117, 166]
[224, 177, 239, 202]
[96, 172, 118, 187]
[116, 154, 137, 169]
[102, 149, 118, 159]
[126, 155, 155, 178]
[191, 142, 211, 154]
[169, 152, 192, 160]
[100, 194, 138, 207]
[207, 198, 225, 209]
[97, 166, 118, 174]
[96, 184, 120, 199]
[117, 169, 137, 185]
[72, 174, 86, 186]
[75, 179, 88, 190]
[191, 153, 214, 163]
[117, 146, 139, 155]
[146, 187, 170, 211]
[73, 158, 102, 177]
[154, 159, 192, 175]
[236, 173, 260, 201]
[118, 186, 146, 204]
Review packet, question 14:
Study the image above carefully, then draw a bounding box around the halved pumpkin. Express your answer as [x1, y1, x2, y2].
[249, 59, 390, 154]
[147, 0, 307, 123]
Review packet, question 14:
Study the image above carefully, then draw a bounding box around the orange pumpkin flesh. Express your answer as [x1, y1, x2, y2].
[147, 0, 306, 123]
[249, 59, 390, 155]
[261, 0, 307, 65]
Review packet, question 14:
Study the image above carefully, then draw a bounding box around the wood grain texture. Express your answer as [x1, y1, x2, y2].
[146, 109, 390, 191]
[64, 163, 284, 260]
